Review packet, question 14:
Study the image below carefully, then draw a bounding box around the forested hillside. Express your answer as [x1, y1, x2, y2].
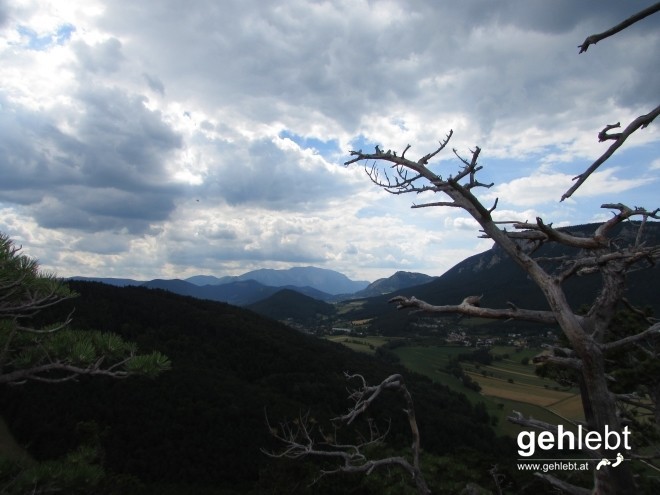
[348, 222, 660, 335]
[1, 282, 516, 494]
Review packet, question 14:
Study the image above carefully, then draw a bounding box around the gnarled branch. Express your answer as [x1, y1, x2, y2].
[389, 295, 559, 325]
[600, 322, 660, 353]
[562, 105, 660, 201]
[578, 3, 660, 53]
[264, 373, 431, 495]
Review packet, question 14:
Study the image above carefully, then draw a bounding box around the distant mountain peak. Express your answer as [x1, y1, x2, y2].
[353, 271, 435, 298]
[186, 266, 369, 295]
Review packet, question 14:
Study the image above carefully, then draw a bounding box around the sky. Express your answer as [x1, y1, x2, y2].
[0, 0, 658, 283]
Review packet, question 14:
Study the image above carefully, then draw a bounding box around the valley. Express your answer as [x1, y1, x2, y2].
[327, 336, 584, 437]
[3, 221, 658, 493]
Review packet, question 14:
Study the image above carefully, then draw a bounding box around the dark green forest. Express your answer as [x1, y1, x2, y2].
[1, 282, 528, 494]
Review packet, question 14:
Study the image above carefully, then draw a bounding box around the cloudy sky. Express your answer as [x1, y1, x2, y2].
[1, 0, 658, 282]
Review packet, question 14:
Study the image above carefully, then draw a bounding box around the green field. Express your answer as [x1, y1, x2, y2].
[325, 336, 586, 436]
[325, 335, 391, 354]
[393, 345, 584, 436]
[334, 300, 367, 315]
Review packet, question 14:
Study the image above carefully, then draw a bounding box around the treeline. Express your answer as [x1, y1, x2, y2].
[1, 282, 520, 494]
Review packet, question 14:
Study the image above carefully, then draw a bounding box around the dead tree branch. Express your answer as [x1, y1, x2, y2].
[601, 322, 660, 352]
[0, 361, 131, 385]
[389, 295, 560, 325]
[562, 105, 660, 201]
[578, 3, 660, 53]
[264, 373, 431, 495]
[347, 134, 658, 493]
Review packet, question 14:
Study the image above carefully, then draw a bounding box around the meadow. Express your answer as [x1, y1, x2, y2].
[325, 334, 390, 354]
[327, 337, 584, 437]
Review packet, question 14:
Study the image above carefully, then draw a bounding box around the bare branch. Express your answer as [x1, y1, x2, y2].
[532, 353, 583, 370]
[613, 393, 655, 413]
[335, 373, 403, 424]
[389, 295, 559, 325]
[553, 244, 659, 284]
[450, 146, 493, 190]
[596, 204, 660, 239]
[0, 361, 131, 385]
[265, 373, 431, 495]
[346, 123, 656, 493]
[533, 217, 608, 249]
[411, 201, 459, 209]
[488, 197, 499, 214]
[600, 322, 660, 353]
[418, 131, 453, 165]
[507, 410, 562, 433]
[578, 2, 660, 53]
[621, 297, 657, 325]
[334, 373, 426, 493]
[505, 205, 659, 250]
[562, 105, 660, 201]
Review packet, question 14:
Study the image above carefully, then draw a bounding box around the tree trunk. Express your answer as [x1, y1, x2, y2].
[514, 257, 636, 495]
[580, 345, 636, 495]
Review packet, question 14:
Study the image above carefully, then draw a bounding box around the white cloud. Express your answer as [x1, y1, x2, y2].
[482, 168, 653, 208]
[0, 0, 658, 281]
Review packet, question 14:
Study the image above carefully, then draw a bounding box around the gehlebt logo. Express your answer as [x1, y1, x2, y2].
[516, 424, 631, 473]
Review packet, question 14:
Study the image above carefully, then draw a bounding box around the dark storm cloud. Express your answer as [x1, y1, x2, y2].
[72, 37, 124, 73]
[195, 136, 359, 209]
[167, 243, 326, 266]
[1, 0, 657, 280]
[0, 94, 80, 192]
[143, 73, 165, 95]
[73, 86, 182, 189]
[72, 233, 131, 255]
[93, 0, 659, 140]
[31, 187, 176, 234]
[454, 0, 659, 34]
[0, 83, 184, 234]
[0, 0, 8, 28]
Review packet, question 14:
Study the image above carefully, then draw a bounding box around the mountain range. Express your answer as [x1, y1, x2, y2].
[340, 221, 660, 334]
[71, 222, 660, 329]
[185, 266, 370, 294]
[70, 266, 428, 306]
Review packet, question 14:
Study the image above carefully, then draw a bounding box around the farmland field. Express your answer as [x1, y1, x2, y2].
[325, 335, 390, 354]
[325, 337, 585, 436]
[395, 344, 586, 435]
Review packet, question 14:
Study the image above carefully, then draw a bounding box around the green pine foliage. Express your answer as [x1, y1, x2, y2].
[0, 233, 170, 385]
[1, 232, 170, 493]
[0, 445, 104, 495]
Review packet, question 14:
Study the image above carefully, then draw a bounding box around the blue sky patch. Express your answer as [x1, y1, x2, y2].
[348, 135, 381, 156]
[279, 130, 339, 157]
[17, 23, 76, 51]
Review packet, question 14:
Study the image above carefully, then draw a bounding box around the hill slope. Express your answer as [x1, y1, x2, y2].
[247, 288, 336, 326]
[346, 222, 660, 334]
[1, 282, 508, 493]
[141, 277, 282, 305]
[353, 271, 436, 298]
